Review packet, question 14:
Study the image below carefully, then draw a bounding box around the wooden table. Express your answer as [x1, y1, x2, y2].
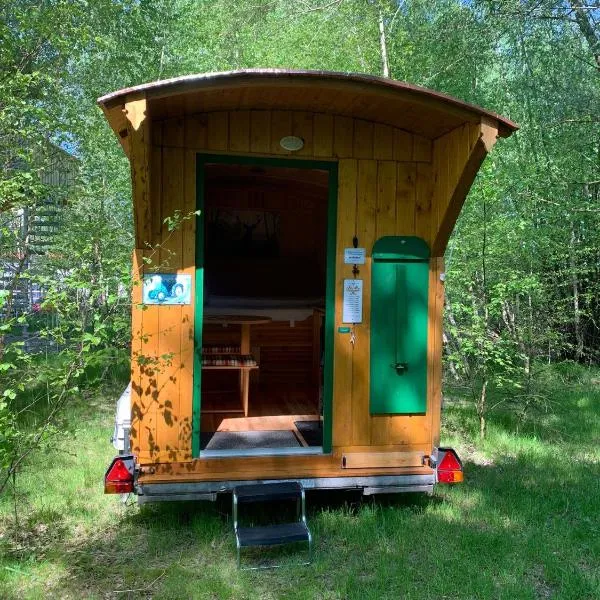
[203, 314, 272, 416]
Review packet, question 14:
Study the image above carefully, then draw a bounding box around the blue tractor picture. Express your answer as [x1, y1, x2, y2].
[144, 274, 188, 304]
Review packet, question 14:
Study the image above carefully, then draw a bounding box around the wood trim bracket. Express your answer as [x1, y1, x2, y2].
[124, 93, 152, 247]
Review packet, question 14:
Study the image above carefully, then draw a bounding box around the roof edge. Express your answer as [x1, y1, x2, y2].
[97, 69, 518, 136]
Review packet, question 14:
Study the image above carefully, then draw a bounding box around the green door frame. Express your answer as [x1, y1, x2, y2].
[192, 154, 338, 458]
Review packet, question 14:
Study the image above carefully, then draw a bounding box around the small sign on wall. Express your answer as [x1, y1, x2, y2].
[143, 273, 192, 305]
[344, 248, 366, 265]
[342, 279, 363, 323]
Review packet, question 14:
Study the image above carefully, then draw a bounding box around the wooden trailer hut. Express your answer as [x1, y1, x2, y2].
[99, 70, 516, 504]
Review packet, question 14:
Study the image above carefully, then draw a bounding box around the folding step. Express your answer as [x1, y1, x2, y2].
[234, 482, 302, 504]
[233, 482, 312, 569]
[236, 522, 310, 547]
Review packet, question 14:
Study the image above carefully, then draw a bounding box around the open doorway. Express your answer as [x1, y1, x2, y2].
[196, 158, 334, 456]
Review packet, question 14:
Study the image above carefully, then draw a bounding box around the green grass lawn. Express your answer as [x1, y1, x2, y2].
[1, 367, 599, 599]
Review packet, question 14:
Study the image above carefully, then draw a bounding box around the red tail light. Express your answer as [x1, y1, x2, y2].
[436, 448, 463, 484]
[104, 455, 135, 494]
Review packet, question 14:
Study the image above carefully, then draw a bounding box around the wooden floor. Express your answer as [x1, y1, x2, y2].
[200, 384, 320, 434]
[211, 415, 321, 448]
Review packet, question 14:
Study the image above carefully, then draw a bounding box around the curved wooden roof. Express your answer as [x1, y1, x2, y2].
[98, 69, 517, 140]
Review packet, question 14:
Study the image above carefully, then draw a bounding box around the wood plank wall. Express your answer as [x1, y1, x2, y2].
[128, 105, 491, 464]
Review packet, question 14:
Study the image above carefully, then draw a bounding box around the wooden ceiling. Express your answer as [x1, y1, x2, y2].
[98, 70, 518, 141]
[205, 163, 328, 188]
[205, 164, 329, 206]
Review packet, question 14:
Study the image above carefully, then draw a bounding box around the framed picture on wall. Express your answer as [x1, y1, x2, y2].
[142, 273, 192, 305]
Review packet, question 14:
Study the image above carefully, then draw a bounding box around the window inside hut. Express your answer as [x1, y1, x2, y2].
[199, 162, 329, 455]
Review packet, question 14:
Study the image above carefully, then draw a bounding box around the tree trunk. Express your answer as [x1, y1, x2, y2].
[478, 379, 488, 440]
[501, 298, 530, 376]
[569, 1, 600, 69]
[444, 299, 464, 381]
[569, 221, 584, 360]
[378, 8, 390, 77]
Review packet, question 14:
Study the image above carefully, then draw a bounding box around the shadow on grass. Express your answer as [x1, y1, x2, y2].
[21, 454, 593, 599]
[2, 371, 599, 599]
[1, 455, 598, 599]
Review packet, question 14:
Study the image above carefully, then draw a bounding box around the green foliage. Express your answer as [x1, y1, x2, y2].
[1, 0, 599, 481]
[163, 209, 201, 233]
[0, 178, 133, 491]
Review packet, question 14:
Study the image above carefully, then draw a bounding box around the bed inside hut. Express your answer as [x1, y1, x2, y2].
[199, 162, 329, 455]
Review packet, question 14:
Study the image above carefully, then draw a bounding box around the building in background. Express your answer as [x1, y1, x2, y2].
[0, 143, 77, 349]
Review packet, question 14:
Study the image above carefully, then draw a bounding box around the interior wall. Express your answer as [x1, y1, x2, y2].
[203, 167, 328, 298]
[130, 108, 477, 463]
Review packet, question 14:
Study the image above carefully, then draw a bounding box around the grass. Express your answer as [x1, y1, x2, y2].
[1, 365, 599, 599]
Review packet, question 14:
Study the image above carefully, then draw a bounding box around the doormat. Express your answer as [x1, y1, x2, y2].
[294, 420, 323, 447]
[203, 430, 301, 451]
[200, 432, 215, 450]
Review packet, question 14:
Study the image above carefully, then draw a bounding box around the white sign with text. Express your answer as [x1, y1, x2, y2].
[342, 279, 363, 323]
[344, 248, 366, 265]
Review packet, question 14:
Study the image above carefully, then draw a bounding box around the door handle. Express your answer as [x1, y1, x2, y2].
[394, 362, 408, 375]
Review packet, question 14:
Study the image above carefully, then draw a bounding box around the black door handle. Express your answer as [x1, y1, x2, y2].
[394, 362, 408, 375]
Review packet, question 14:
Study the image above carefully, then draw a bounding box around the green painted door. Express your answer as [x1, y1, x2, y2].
[192, 154, 337, 457]
[370, 237, 429, 414]
[191, 159, 205, 457]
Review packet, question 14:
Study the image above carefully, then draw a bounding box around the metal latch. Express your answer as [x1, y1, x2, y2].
[394, 362, 408, 375]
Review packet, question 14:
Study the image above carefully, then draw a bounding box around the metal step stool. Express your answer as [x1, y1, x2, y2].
[232, 482, 312, 569]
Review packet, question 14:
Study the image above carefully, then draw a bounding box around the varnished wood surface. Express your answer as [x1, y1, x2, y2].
[200, 384, 319, 432]
[199, 384, 320, 450]
[432, 121, 499, 255]
[342, 451, 424, 469]
[129, 250, 144, 455]
[98, 69, 517, 139]
[122, 92, 508, 465]
[331, 159, 356, 448]
[205, 412, 320, 450]
[430, 257, 444, 448]
[211, 414, 320, 432]
[157, 110, 432, 163]
[138, 458, 435, 484]
[124, 97, 151, 246]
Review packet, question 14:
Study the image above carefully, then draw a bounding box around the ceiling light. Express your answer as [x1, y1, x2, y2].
[280, 136, 304, 151]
